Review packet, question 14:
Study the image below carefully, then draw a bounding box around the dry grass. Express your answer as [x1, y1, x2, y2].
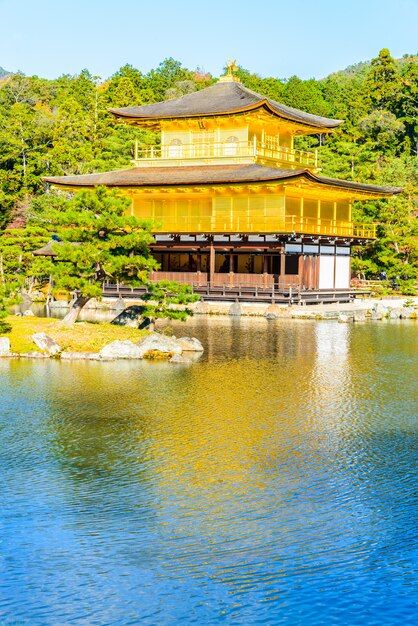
[2, 316, 149, 354]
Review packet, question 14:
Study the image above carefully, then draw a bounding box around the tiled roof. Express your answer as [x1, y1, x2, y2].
[109, 81, 343, 129]
[43, 164, 403, 196]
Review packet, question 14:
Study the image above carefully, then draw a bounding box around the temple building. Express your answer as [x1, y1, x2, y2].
[44, 63, 402, 299]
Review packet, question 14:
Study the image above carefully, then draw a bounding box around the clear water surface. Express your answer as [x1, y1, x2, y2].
[0, 318, 417, 625]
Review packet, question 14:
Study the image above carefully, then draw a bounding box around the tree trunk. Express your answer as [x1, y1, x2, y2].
[61, 296, 91, 326]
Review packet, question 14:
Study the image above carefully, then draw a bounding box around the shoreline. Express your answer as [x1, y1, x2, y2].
[22, 294, 418, 321]
[1, 298, 416, 362]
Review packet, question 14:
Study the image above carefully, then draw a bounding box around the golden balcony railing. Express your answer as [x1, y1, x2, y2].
[139, 214, 376, 238]
[133, 139, 318, 169]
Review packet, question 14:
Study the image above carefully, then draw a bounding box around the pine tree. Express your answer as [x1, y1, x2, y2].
[29, 187, 158, 325]
[365, 48, 400, 112]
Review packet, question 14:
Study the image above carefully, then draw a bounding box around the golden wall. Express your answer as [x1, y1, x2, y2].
[132, 190, 352, 236]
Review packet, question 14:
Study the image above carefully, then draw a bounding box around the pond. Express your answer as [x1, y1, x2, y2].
[0, 317, 417, 625]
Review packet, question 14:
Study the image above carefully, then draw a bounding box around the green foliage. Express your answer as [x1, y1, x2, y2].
[0, 283, 21, 334]
[143, 349, 174, 360]
[0, 290, 12, 333]
[28, 186, 157, 299]
[399, 280, 417, 296]
[141, 280, 200, 321]
[365, 48, 400, 111]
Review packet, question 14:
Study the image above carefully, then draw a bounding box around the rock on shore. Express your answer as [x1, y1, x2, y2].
[31, 332, 62, 356]
[136, 333, 183, 358]
[0, 337, 11, 355]
[99, 340, 142, 359]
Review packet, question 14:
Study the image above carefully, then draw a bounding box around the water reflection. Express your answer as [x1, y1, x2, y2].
[0, 320, 417, 625]
[28, 302, 118, 322]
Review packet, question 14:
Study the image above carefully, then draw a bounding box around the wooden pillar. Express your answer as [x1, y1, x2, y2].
[263, 254, 269, 288]
[195, 253, 202, 287]
[229, 252, 234, 287]
[298, 255, 304, 289]
[209, 244, 215, 286]
[280, 251, 286, 288]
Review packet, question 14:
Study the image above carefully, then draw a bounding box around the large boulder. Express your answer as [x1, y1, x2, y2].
[139, 316, 155, 331]
[176, 336, 204, 352]
[136, 333, 182, 358]
[0, 337, 10, 356]
[111, 305, 145, 328]
[99, 340, 142, 359]
[32, 332, 62, 356]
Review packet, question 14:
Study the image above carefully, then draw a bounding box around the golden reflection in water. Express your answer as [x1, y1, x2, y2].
[40, 341, 323, 534]
[31, 320, 417, 547]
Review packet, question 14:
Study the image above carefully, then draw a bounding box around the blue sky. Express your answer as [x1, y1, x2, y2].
[1, 0, 418, 80]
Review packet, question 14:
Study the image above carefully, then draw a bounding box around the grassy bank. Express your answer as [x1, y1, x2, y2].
[2, 316, 149, 354]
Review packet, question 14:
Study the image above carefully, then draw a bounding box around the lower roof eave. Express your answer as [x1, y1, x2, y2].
[42, 163, 403, 198]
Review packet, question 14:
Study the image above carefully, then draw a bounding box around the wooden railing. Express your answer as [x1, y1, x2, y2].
[146, 272, 301, 289]
[148, 271, 207, 286]
[133, 139, 317, 168]
[103, 281, 357, 305]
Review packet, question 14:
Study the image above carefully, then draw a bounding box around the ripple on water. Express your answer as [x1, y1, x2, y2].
[0, 320, 417, 625]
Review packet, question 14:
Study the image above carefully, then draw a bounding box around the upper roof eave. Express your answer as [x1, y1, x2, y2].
[107, 80, 344, 130]
[108, 101, 343, 130]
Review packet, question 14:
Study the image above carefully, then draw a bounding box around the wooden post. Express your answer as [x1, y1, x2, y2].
[298, 254, 304, 290]
[263, 254, 268, 288]
[280, 251, 286, 290]
[229, 252, 234, 286]
[196, 253, 202, 287]
[209, 244, 215, 286]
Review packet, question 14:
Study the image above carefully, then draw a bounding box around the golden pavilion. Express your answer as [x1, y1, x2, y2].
[44, 63, 402, 298]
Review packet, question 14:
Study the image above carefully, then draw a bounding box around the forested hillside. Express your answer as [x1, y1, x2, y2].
[0, 50, 417, 279]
